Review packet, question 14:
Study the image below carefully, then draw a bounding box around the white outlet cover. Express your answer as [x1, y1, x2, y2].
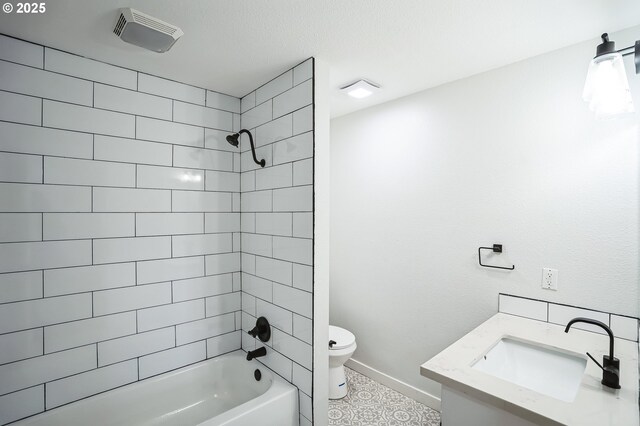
[542, 268, 558, 291]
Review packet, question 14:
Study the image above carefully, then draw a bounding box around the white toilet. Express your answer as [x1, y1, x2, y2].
[328, 325, 357, 399]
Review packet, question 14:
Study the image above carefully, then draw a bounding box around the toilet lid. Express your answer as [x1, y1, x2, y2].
[329, 326, 355, 350]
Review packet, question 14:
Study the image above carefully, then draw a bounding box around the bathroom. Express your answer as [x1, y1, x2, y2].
[0, 1, 638, 425]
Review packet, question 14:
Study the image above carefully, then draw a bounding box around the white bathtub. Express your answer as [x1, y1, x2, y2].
[16, 351, 299, 426]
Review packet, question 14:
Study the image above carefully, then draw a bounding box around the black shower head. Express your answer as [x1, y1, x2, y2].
[226, 133, 240, 147]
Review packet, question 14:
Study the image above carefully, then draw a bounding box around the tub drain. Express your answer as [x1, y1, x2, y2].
[254, 369, 262, 381]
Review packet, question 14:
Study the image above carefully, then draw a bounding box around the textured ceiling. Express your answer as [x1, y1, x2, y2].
[0, 1, 639, 117]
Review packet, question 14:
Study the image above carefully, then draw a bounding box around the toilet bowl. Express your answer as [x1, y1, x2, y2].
[328, 325, 357, 399]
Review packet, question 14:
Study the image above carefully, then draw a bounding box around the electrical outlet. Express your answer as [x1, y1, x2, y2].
[542, 268, 558, 290]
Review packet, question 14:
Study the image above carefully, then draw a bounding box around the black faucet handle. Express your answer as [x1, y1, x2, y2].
[586, 352, 604, 370]
[586, 352, 621, 389]
[247, 317, 271, 342]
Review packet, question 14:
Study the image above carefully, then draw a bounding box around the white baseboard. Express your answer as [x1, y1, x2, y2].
[345, 358, 441, 411]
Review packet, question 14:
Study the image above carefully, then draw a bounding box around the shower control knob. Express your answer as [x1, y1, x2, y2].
[248, 316, 271, 342]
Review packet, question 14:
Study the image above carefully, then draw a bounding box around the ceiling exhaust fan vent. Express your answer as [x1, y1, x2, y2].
[113, 13, 126, 36]
[112, 8, 183, 53]
[130, 10, 179, 35]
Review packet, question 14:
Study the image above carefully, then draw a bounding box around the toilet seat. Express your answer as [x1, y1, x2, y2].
[329, 326, 355, 350]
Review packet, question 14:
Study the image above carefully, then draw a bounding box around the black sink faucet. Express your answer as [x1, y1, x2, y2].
[564, 317, 620, 389]
[246, 346, 267, 361]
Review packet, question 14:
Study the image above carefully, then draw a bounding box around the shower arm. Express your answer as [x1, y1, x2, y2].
[239, 129, 266, 168]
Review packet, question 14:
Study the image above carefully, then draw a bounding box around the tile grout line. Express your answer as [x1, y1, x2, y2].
[0, 44, 240, 110]
[0, 86, 240, 131]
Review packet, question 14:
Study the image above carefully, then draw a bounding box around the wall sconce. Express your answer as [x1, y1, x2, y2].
[583, 33, 639, 119]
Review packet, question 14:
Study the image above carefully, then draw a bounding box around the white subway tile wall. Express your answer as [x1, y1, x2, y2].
[498, 294, 639, 341]
[240, 58, 314, 426]
[0, 36, 244, 424]
[0, 36, 43, 68]
[498, 294, 547, 322]
[610, 314, 639, 342]
[548, 304, 610, 335]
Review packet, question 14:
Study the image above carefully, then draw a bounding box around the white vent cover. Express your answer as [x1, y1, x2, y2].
[113, 8, 183, 53]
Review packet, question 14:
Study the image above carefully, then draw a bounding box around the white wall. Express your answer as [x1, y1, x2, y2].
[330, 25, 640, 401]
[313, 58, 331, 426]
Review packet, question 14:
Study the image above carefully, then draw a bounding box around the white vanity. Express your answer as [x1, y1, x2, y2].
[420, 313, 639, 425]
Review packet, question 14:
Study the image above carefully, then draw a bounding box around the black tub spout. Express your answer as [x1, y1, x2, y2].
[246, 346, 267, 361]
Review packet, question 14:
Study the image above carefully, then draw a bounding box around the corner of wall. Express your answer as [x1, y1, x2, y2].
[312, 57, 330, 426]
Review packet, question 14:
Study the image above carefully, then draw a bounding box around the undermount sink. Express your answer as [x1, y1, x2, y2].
[472, 337, 587, 402]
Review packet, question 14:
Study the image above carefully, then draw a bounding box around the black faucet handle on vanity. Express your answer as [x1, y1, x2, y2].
[584, 352, 621, 390]
[248, 316, 271, 342]
[564, 317, 621, 389]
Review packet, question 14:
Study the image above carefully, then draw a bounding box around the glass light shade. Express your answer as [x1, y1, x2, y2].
[582, 52, 634, 119]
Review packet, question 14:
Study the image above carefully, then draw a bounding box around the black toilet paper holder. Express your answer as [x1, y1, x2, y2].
[478, 244, 515, 270]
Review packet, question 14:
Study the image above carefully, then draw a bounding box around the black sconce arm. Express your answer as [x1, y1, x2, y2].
[596, 33, 639, 74]
[620, 41, 640, 75]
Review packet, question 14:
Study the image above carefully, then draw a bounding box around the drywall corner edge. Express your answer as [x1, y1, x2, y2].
[312, 57, 330, 426]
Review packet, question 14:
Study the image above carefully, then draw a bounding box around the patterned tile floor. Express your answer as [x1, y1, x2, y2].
[328, 367, 441, 426]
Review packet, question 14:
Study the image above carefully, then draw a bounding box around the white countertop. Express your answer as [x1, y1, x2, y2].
[420, 313, 639, 426]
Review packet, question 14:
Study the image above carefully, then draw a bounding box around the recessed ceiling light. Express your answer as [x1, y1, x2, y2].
[340, 80, 380, 99]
